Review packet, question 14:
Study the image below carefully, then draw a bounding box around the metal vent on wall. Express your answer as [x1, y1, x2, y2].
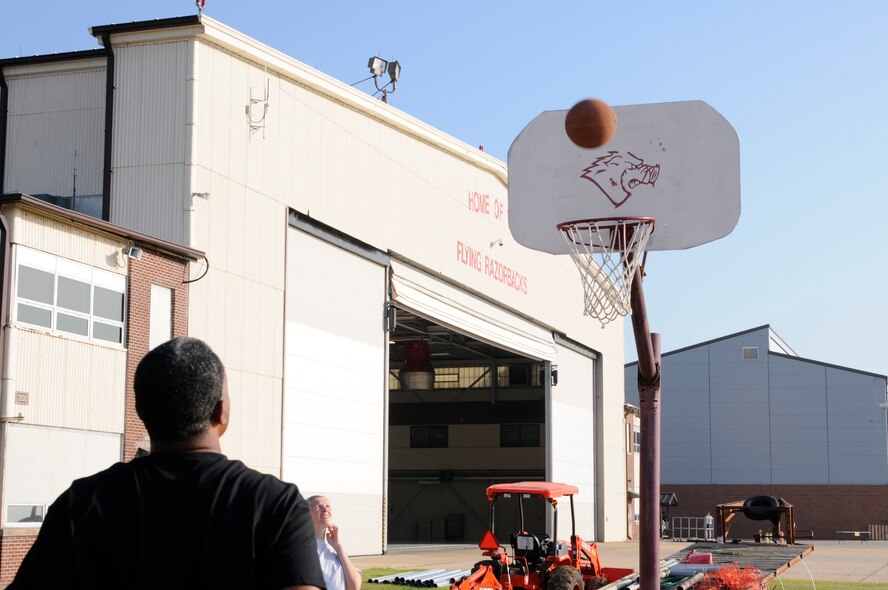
[742, 346, 759, 361]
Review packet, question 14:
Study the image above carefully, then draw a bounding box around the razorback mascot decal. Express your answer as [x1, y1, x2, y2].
[579, 151, 660, 208]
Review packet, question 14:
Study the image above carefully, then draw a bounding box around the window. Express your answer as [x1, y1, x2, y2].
[633, 424, 641, 453]
[14, 247, 126, 345]
[149, 285, 173, 350]
[500, 423, 540, 447]
[410, 425, 448, 448]
[6, 504, 45, 527]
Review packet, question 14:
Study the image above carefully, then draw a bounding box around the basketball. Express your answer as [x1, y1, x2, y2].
[564, 99, 617, 149]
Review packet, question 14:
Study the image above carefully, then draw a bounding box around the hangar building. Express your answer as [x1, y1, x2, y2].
[0, 14, 630, 578]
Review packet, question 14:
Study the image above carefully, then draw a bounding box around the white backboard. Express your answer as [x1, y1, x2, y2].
[508, 100, 740, 253]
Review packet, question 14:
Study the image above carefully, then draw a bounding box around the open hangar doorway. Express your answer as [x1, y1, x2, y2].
[387, 308, 552, 545]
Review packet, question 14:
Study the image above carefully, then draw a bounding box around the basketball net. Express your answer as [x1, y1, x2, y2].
[558, 217, 655, 326]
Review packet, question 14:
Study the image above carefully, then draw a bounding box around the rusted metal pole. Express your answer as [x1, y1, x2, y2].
[629, 268, 661, 590]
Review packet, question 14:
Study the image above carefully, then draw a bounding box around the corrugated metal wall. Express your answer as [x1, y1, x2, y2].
[6, 206, 128, 433]
[10, 207, 127, 274]
[3, 63, 105, 198]
[14, 329, 126, 433]
[110, 41, 190, 243]
[626, 326, 888, 485]
[824, 366, 887, 483]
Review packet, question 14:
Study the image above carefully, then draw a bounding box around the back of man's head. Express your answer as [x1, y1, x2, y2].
[135, 337, 225, 441]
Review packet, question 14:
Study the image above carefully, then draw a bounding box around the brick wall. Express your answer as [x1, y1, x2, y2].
[662, 484, 888, 540]
[0, 533, 36, 586]
[123, 251, 191, 460]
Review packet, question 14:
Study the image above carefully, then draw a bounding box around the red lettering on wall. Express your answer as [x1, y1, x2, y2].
[467, 190, 490, 215]
[456, 240, 483, 271]
[455, 240, 528, 295]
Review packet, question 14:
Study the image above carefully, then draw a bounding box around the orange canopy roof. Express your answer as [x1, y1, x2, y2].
[486, 481, 579, 499]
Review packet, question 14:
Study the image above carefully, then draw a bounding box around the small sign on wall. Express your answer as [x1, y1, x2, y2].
[15, 391, 29, 405]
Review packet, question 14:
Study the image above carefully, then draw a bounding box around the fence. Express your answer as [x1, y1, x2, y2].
[671, 516, 715, 541]
[869, 524, 888, 540]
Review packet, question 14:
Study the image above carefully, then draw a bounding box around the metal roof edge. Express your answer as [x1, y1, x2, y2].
[88, 15, 202, 37]
[0, 193, 204, 261]
[625, 324, 773, 367]
[0, 49, 107, 68]
[767, 350, 887, 381]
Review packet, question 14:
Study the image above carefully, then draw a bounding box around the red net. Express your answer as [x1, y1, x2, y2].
[695, 564, 766, 590]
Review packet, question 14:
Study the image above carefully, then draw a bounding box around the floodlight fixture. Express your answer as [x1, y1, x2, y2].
[387, 60, 401, 83]
[364, 55, 402, 103]
[368, 56, 388, 77]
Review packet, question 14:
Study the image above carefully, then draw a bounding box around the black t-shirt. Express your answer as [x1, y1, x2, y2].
[10, 452, 326, 590]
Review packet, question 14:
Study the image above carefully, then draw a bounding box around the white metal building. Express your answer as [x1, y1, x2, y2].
[0, 14, 630, 556]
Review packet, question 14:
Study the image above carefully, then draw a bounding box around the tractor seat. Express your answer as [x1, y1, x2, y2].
[511, 533, 545, 565]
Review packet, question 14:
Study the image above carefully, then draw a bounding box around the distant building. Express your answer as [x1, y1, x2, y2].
[625, 325, 888, 540]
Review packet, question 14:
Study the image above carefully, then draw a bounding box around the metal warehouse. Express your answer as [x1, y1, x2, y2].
[0, 14, 630, 576]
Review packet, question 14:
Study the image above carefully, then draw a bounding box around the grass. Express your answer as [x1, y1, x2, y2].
[768, 582, 888, 590]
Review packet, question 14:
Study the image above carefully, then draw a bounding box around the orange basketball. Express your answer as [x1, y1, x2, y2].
[564, 98, 617, 149]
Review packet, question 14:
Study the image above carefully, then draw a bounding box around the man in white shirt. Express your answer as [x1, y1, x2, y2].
[308, 496, 362, 590]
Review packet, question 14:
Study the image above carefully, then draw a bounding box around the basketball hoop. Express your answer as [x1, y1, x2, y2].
[557, 217, 655, 325]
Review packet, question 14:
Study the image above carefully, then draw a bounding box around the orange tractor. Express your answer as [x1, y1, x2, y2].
[451, 482, 634, 590]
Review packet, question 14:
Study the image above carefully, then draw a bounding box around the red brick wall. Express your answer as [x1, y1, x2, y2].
[662, 484, 888, 540]
[0, 534, 36, 586]
[123, 251, 191, 460]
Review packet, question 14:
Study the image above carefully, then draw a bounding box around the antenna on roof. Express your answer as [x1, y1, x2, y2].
[196, 0, 206, 13]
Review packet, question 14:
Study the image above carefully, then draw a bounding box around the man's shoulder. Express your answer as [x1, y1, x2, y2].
[70, 453, 300, 498]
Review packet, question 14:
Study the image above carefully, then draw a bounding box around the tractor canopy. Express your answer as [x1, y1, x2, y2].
[486, 481, 579, 499]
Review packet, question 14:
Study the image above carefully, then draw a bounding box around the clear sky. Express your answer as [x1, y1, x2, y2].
[3, 1, 887, 376]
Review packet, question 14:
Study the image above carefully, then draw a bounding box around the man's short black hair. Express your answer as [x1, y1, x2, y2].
[135, 337, 225, 441]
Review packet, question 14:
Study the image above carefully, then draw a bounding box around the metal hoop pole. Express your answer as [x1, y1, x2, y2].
[629, 268, 662, 590]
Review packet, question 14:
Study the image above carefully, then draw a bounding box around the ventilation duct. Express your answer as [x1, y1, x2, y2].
[401, 339, 435, 389]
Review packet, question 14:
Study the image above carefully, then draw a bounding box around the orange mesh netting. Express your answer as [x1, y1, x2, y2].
[695, 564, 766, 590]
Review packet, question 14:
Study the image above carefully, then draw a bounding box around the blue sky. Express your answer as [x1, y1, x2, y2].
[3, 1, 887, 376]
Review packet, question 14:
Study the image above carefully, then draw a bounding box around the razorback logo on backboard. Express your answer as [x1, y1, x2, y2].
[579, 151, 660, 208]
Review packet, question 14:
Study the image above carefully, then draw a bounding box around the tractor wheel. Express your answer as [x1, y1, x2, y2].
[545, 566, 584, 590]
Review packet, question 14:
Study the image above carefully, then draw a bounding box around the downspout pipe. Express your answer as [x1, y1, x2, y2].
[1, 67, 8, 193]
[101, 34, 115, 222]
[0, 207, 17, 420]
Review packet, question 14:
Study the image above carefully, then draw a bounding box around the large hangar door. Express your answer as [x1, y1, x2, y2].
[283, 226, 387, 555]
[549, 344, 597, 537]
[388, 261, 558, 544]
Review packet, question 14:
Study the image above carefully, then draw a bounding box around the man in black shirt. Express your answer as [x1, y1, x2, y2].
[11, 337, 326, 590]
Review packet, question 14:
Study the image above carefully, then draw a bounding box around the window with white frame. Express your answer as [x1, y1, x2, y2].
[15, 247, 126, 345]
[634, 423, 641, 453]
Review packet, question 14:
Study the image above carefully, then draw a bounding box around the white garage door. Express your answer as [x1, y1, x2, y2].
[283, 226, 387, 555]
